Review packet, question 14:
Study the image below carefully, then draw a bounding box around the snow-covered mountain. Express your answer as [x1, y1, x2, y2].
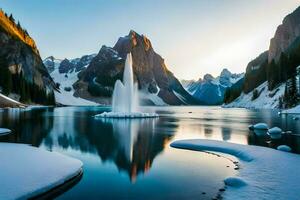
[224, 6, 300, 110]
[224, 81, 285, 109]
[183, 69, 244, 105]
[45, 31, 200, 106]
[43, 54, 97, 106]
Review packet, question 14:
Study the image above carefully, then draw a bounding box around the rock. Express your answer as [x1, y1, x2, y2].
[59, 59, 74, 74]
[77, 30, 200, 105]
[268, 127, 283, 139]
[253, 129, 268, 137]
[277, 145, 292, 152]
[268, 6, 300, 63]
[248, 125, 254, 130]
[224, 177, 247, 187]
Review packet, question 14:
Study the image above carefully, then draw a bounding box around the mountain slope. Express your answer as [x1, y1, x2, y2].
[0, 9, 55, 105]
[43, 54, 97, 106]
[184, 69, 243, 105]
[74, 30, 200, 105]
[225, 6, 300, 109]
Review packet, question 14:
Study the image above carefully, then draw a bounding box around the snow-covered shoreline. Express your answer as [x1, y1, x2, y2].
[0, 143, 83, 200]
[171, 139, 300, 200]
[0, 93, 25, 108]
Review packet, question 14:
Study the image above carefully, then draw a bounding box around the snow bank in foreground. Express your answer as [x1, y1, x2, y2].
[0, 143, 82, 200]
[171, 139, 300, 200]
[224, 81, 284, 109]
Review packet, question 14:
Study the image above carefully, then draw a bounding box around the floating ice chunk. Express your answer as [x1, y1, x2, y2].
[0, 128, 11, 136]
[224, 177, 247, 187]
[253, 123, 268, 130]
[277, 145, 292, 152]
[0, 143, 82, 199]
[94, 112, 159, 119]
[268, 127, 282, 139]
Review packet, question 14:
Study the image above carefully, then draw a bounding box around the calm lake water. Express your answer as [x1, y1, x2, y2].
[0, 106, 299, 199]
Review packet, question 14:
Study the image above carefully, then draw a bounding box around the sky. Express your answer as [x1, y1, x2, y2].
[1, 0, 299, 80]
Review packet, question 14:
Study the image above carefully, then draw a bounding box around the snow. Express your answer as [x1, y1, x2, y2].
[224, 81, 285, 109]
[51, 69, 97, 106]
[224, 177, 247, 187]
[0, 143, 82, 200]
[277, 145, 292, 152]
[94, 111, 159, 118]
[0, 93, 25, 108]
[0, 128, 11, 135]
[173, 91, 188, 104]
[171, 139, 300, 200]
[268, 127, 283, 139]
[253, 123, 268, 130]
[282, 105, 300, 114]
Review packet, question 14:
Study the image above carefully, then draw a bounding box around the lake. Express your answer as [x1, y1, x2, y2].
[0, 106, 299, 199]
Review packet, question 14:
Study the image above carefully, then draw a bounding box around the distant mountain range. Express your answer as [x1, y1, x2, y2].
[182, 69, 243, 105]
[224, 6, 300, 109]
[44, 30, 200, 106]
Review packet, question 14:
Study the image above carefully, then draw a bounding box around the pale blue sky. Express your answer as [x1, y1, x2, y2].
[1, 0, 299, 79]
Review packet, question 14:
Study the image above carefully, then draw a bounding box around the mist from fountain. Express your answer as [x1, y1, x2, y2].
[95, 53, 158, 118]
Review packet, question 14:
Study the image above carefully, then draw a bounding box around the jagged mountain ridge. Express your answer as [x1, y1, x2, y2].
[49, 30, 200, 105]
[183, 69, 243, 105]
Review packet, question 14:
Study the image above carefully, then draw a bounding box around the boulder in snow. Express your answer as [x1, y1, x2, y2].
[277, 145, 292, 152]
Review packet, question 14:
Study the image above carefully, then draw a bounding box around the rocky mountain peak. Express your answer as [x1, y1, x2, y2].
[203, 74, 214, 82]
[220, 68, 232, 78]
[59, 58, 74, 74]
[269, 6, 300, 63]
[75, 30, 199, 105]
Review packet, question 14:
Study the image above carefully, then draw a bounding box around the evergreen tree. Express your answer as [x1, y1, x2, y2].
[9, 14, 15, 23]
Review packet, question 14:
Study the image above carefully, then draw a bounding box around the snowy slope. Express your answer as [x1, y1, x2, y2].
[51, 69, 97, 106]
[44, 55, 98, 106]
[224, 81, 285, 109]
[282, 105, 300, 114]
[171, 139, 300, 200]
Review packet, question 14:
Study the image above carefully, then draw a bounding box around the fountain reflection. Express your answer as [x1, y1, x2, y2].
[37, 108, 174, 182]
